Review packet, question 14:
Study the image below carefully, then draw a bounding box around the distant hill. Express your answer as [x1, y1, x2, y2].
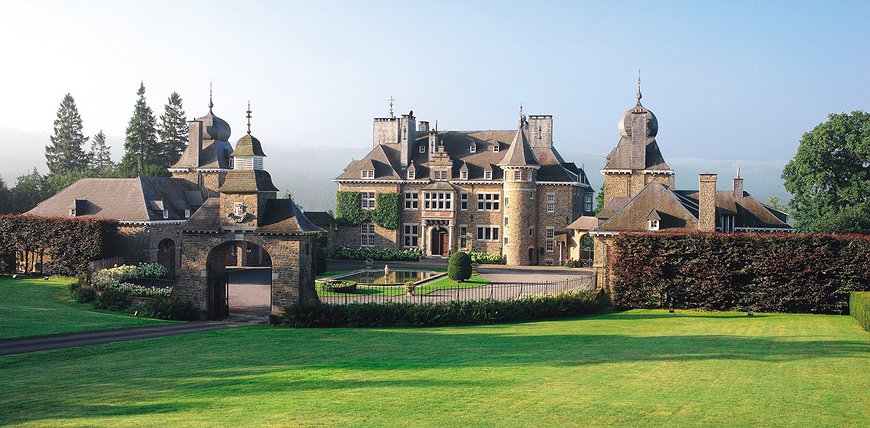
[0, 127, 791, 212]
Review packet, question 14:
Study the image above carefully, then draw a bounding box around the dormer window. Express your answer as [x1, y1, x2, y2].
[419, 144, 425, 153]
[648, 220, 659, 231]
[484, 170, 493, 180]
[469, 143, 476, 153]
[68, 208, 76, 217]
[460, 170, 468, 180]
[361, 170, 375, 179]
[407, 170, 416, 180]
[184, 209, 191, 218]
[163, 209, 169, 219]
[493, 143, 500, 152]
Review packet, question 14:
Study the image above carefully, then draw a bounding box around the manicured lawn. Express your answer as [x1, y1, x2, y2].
[0, 276, 173, 339]
[0, 310, 867, 426]
[316, 273, 489, 297]
[315, 269, 359, 280]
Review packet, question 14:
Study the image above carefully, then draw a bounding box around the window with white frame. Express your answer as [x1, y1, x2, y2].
[460, 170, 468, 180]
[419, 144, 425, 153]
[476, 226, 500, 241]
[404, 192, 418, 210]
[459, 225, 468, 249]
[403, 224, 419, 248]
[484, 170, 492, 180]
[585, 194, 593, 212]
[423, 191, 452, 210]
[361, 192, 375, 210]
[477, 193, 500, 211]
[184, 209, 191, 218]
[546, 193, 555, 213]
[361, 169, 375, 179]
[529, 226, 535, 238]
[407, 170, 416, 180]
[469, 143, 476, 153]
[460, 192, 468, 210]
[493, 143, 500, 152]
[434, 170, 448, 181]
[361, 223, 375, 247]
[648, 220, 660, 231]
[546, 227, 555, 252]
[513, 170, 522, 181]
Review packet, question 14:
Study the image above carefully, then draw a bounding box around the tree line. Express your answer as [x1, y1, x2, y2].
[0, 82, 188, 214]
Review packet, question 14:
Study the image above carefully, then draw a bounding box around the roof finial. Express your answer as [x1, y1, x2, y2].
[519, 104, 525, 127]
[388, 96, 395, 118]
[636, 69, 642, 104]
[246, 101, 252, 135]
[208, 81, 214, 112]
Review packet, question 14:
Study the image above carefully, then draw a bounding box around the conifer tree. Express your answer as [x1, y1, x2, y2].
[87, 130, 114, 174]
[120, 82, 159, 176]
[45, 94, 89, 175]
[158, 92, 188, 167]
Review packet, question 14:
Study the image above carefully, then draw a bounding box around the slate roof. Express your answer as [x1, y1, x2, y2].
[171, 109, 233, 170]
[233, 134, 267, 157]
[26, 177, 205, 222]
[337, 129, 587, 185]
[220, 170, 280, 193]
[180, 197, 322, 235]
[595, 182, 793, 232]
[302, 211, 335, 227]
[498, 120, 540, 167]
[603, 136, 670, 170]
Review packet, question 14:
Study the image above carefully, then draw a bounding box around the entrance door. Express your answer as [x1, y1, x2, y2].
[430, 228, 448, 256]
[528, 247, 535, 265]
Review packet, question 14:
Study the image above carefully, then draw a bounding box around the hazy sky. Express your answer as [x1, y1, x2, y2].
[0, 0, 868, 162]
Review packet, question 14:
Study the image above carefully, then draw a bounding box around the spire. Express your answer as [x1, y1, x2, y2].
[519, 104, 524, 126]
[636, 69, 642, 105]
[208, 81, 214, 112]
[388, 96, 395, 118]
[246, 101, 252, 135]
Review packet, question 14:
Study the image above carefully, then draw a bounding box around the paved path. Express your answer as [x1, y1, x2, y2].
[0, 316, 264, 356]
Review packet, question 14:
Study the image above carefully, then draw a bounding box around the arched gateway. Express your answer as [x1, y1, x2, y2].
[173, 116, 322, 319]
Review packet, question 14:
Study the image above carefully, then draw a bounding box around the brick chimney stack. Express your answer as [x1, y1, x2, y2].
[699, 174, 717, 232]
[733, 167, 744, 198]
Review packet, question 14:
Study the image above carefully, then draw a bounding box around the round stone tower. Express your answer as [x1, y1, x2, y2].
[499, 113, 541, 266]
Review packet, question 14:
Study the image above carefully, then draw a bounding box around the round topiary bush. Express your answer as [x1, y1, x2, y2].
[448, 251, 472, 283]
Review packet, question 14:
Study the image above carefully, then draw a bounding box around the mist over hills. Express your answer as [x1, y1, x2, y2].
[0, 127, 790, 213]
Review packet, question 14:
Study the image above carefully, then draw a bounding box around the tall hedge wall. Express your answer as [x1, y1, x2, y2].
[334, 191, 401, 229]
[612, 233, 870, 314]
[0, 215, 120, 276]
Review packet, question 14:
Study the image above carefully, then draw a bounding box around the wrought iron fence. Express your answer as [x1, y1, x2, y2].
[318, 275, 595, 305]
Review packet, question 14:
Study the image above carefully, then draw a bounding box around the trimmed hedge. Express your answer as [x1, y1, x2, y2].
[612, 233, 870, 314]
[331, 246, 421, 261]
[468, 251, 506, 265]
[851, 292, 870, 331]
[448, 252, 472, 282]
[0, 215, 119, 275]
[282, 289, 611, 328]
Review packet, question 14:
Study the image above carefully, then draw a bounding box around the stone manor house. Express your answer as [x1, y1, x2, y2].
[333, 109, 596, 266]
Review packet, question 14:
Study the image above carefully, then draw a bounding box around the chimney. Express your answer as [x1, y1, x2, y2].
[418, 121, 429, 133]
[428, 130, 438, 162]
[733, 167, 744, 198]
[698, 174, 717, 232]
[188, 120, 203, 161]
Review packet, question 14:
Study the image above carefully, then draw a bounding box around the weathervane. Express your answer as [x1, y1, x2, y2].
[388, 96, 395, 118]
[209, 81, 214, 112]
[246, 101, 252, 134]
[636, 69, 643, 104]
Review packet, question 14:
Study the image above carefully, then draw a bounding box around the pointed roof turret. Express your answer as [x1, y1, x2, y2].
[498, 110, 540, 168]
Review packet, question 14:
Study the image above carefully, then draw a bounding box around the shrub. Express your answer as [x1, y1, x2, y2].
[467, 252, 506, 265]
[448, 252, 472, 282]
[95, 288, 132, 311]
[563, 259, 578, 268]
[851, 292, 870, 332]
[73, 286, 97, 303]
[612, 233, 870, 314]
[282, 289, 610, 328]
[92, 263, 167, 284]
[331, 246, 421, 261]
[321, 280, 357, 293]
[145, 297, 199, 320]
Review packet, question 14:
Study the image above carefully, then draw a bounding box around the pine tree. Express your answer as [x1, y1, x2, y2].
[158, 92, 188, 167]
[87, 130, 114, 174]
[45, 94, 89, 175]
[120, 82, 159, 176]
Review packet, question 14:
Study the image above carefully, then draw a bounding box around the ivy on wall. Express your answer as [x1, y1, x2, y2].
[334, 191, 402, 230]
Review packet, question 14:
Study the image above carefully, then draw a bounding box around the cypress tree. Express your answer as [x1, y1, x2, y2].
[158, 92, 188, 167]
[87, 130, 114, 174]
[45, 94, 89, 175]
[120, 82, 159, 176]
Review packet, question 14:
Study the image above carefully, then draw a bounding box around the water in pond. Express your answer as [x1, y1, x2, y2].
[336, 270, 439, 285]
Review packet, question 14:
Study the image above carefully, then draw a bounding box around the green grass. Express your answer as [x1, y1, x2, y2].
[0, 310, 867, 426]
[0, 276, 173, 339]
[315, 269, 359, 280]
[316, 273, 489, 297]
